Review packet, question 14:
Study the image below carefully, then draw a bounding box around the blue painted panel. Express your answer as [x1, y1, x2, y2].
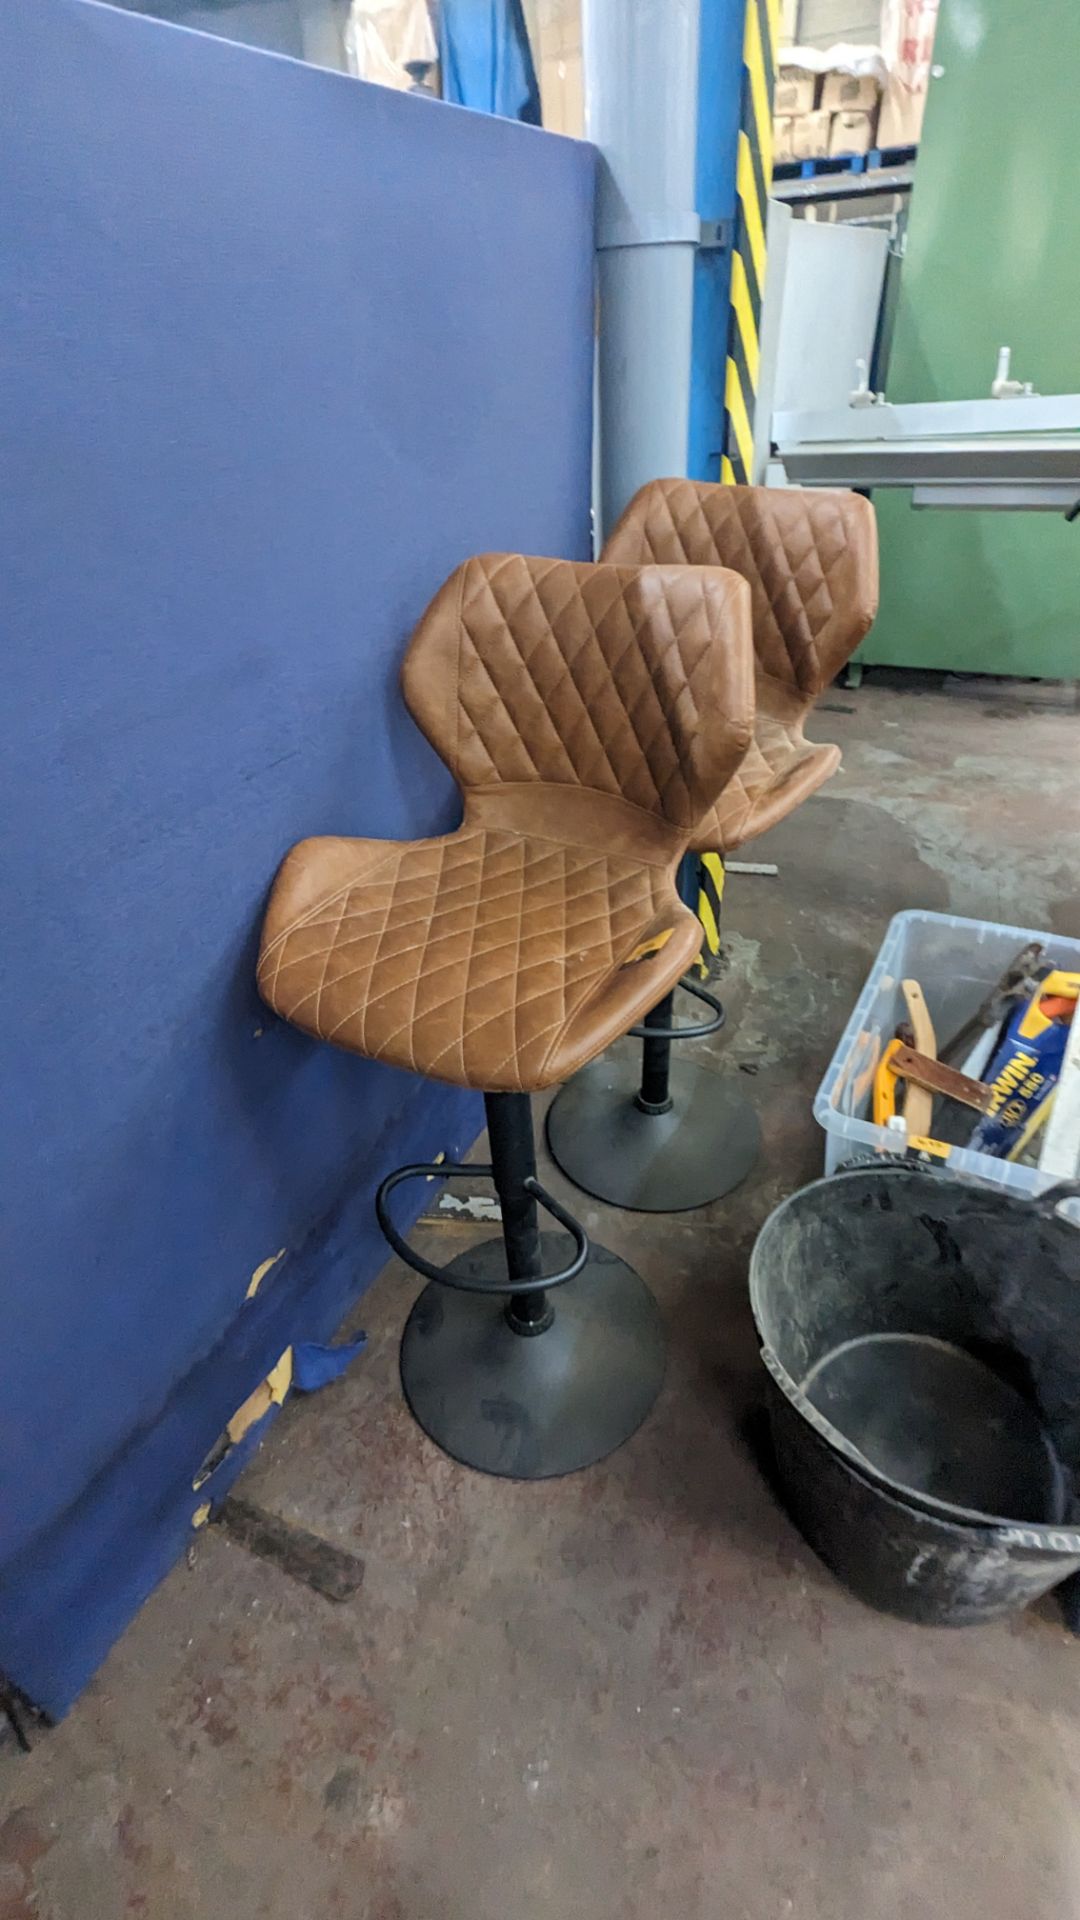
[0, 0, 594, 1713]
[688, 0, 745, 481]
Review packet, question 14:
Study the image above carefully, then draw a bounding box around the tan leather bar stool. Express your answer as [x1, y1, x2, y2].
[546, 481, 879, 1213]
[258, 553, 754, 1478]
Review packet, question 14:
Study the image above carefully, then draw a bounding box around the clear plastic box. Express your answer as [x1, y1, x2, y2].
[814, 908, 1080, 1199]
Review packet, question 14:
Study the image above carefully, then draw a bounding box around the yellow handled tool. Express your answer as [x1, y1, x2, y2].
[900, 979, 936, 1137]
[873, 1037, 904, 1127]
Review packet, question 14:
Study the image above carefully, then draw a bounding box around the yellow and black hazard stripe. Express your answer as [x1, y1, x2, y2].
[697, 0, 777, 957]
[696, 850, 725, 967]
[721, 0, 779, 488]
[699, 0, 776, 957]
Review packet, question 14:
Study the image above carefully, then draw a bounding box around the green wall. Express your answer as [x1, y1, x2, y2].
[863, 0, 1080, 677]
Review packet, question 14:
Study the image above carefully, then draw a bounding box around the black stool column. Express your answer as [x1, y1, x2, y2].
[394, 1091, 665, 1478]
[484, 1092, 553, 1336]
[545, 857, 761, 1212]
[637, 991, 677, 1114]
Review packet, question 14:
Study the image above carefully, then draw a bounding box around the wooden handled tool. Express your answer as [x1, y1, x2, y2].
[890, 1044, 994, 1115]
[899, 979, 936, 1135]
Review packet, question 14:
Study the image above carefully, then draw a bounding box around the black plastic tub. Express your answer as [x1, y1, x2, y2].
[749, 1165, 1080, 1625]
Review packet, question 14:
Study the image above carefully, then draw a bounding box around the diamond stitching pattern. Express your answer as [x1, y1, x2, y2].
[258, 553, 755, 1091]
[602, 481, 877, 853]
[602, 480, 876, 700]
[436, 554, 745, 830]
[258, 826, 679, 1092]
[692, 715, 839, 854]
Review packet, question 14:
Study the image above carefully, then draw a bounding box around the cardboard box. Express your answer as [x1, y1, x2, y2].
[775, 67, 819, 116]
[829, 108, 876, 157]
[877, 74, 928, 147]
[879, 0, 939, 145]
[773, 116, 796, 165]
[791, 109, 833, 161]
[820, 70, 881, 114]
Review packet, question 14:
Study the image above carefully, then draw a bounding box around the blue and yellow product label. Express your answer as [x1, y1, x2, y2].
[970, 973, 1078, 1158]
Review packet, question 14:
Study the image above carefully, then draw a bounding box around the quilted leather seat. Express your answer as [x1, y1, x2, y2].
[601, 480, 878, 851]
[258, 554, 755, 1093]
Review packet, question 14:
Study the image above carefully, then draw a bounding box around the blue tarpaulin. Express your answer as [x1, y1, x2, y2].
[439, 0, 541, 125]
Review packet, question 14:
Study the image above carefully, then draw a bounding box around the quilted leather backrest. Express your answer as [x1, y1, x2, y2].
[402, 554, 755, 831]
[602, 480, 878, 697]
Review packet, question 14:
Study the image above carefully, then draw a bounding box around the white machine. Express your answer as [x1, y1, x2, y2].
[773, 350, 1080, 515]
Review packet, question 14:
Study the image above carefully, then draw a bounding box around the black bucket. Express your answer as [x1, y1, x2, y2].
[749, 1165, 1080, 1625]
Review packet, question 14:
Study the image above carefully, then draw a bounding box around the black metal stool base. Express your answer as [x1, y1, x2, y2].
[546, 1054, 761, 1212]
[400, 1232, 665, 1478]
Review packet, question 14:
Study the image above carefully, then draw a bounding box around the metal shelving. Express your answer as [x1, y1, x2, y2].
[772, 144, 917, 203]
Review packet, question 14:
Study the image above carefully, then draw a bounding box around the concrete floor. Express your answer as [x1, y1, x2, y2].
[4, 674, 1080, 1920]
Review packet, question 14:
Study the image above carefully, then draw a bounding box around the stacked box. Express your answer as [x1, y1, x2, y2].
[821, 70, 881, 114]
[774, 116, 796, 164]
[792, 109, 833, 159]
[774, 58, 884, 166]
[829, 108, 876, 155]
[774, 65, 818, 116]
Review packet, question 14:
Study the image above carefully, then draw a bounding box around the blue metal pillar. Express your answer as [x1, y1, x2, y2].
[585, 0, 701, 538]
[585, 0, 757, 532]
[688, 0, 746, 482]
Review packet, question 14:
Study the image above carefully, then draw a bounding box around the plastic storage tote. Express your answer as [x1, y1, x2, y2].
[814, 909, 1080, 1200]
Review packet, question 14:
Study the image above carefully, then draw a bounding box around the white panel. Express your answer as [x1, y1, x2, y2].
[752, 198, 794, 481]
[1039, 1008, 1080, 1180]
[771, 218, 888, 413]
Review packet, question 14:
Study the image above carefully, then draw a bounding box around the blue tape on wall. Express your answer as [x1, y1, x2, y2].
[0, 0, 595, 1715]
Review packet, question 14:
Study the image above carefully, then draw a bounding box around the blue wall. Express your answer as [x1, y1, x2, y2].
[1, 0, 595, 1715]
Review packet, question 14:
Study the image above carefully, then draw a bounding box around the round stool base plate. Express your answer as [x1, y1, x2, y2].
[546, 1055, 760, 1212]
[400, 1234, 664, 1479]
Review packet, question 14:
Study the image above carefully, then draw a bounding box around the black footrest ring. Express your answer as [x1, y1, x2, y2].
[628, 975, 725, 1042]
[375, 1162, 589, 1295]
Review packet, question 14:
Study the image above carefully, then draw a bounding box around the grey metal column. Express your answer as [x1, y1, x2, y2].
[584, 0, 702, 540]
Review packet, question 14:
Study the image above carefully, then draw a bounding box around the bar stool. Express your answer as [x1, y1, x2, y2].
[546, 481, 879, 1213]
[258, 553, 755, 1478]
